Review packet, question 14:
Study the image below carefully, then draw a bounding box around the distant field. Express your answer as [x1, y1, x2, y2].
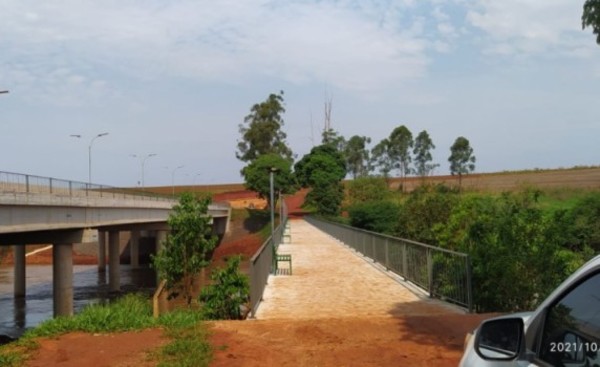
[141, 166, 600, 197]
[387, 166, 600, 192]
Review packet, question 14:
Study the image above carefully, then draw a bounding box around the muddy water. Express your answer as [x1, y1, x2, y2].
[0, 264, 156, 340]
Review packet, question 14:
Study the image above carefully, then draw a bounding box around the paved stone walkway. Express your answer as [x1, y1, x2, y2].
[254, 219, 458, 320]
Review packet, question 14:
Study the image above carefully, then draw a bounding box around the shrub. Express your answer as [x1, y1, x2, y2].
[348, 201, 400, 235]
[199, 256, 250, 320]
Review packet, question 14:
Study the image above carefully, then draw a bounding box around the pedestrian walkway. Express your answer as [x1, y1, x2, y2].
[254, 219, 457, 320]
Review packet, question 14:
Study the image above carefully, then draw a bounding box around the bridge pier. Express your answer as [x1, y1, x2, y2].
[130, 230, 140, 268]
[108, 231, 120, 292]
[52, 243, 73, 316]
[13, 244, 26, 298]
[98, 230, 106, 272]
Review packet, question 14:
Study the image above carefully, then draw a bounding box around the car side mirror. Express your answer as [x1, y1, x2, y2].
[475, 317, 524, 361]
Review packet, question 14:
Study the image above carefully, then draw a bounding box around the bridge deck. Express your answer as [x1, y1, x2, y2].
[254, 219, 459, 320]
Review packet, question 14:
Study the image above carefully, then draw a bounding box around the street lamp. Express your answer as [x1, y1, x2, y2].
[130, 153, 157, 190]
[0, 90, 8, 94]
[70, 132, 109, 184]
[171, 165, 184, 197]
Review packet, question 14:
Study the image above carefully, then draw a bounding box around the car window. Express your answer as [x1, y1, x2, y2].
[539, 272, 600, 367]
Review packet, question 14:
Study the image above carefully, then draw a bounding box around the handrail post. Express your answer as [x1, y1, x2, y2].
[402, 242, 407, 279]
[49, 178, 53, 194]
[427, 248, 433, 298]
[384, 239, 389, 270]
[466, 255, 473, 313]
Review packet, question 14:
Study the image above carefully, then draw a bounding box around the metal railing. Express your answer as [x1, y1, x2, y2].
[248, 201, 288, 318]
[0, 170, 172, 202]
[305, 216, 473, 312]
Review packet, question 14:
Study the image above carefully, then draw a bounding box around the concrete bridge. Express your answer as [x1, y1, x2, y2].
[0, 171, 230, 317]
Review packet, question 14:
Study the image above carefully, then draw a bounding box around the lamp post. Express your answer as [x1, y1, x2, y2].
[70, 132, 109, 184]
[130, 153, 157, 190]
[171, 165, 184, 197]
[0, 90, 8, 94]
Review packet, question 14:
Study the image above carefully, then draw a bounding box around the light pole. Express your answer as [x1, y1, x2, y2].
[130, 153, 157, 190]
[171, 165, 184, 197]
[70, 132, 109, 184]
[0, 90, 8, 94]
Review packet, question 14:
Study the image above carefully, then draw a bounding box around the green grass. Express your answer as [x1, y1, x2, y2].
[0, 294, 214, 367]
[537, 188, 599, 212]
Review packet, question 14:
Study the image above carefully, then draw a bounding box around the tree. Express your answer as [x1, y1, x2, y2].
[371, 138, 393, 180]
[344, 135, 371, 178]
[388, 125, 414, 187]
[295, 144, 346, 216]
[448, 136, 476, 188]
[152, 193, 218, 307]
[413, 130, 438, 179]
[236, 91, 293, 163]
[241, 153, 296, 208]
[583, 0, 600, 44]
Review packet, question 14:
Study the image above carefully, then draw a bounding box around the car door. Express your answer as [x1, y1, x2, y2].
[530, 271, 600, 367]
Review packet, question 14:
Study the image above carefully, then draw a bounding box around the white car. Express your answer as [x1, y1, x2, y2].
[460, 254, 600, 367]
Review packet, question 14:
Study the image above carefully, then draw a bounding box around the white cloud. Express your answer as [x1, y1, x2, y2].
[465, 0, 589, 55]
[0, 0, 431, 99]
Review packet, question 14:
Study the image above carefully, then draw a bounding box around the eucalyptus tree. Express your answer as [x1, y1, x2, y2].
[236, 91, 293, 163]
[413, 130, 438, 179]
[344, 135, 371, 178]
[448, 136, 476, 188]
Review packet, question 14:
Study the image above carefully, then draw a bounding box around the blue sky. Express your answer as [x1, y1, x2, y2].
[1, 0, 598, 187]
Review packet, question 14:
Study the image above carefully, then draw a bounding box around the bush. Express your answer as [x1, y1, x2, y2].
[199, 256, 250, 320]
[348, 201, 400, 235]
[346, 176, 391, 205]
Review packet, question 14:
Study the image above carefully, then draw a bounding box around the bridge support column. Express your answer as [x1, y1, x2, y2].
[98, 230, 106, 272]
[108, 231, 120, 292]
[130, 231, 140, 268]
[53, 243, 73, 317]
[13, 245, 26, 298]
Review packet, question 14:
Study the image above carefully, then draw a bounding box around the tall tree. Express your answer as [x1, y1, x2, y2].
[583, 0, 600, 44]
[236, 91, 293, 163]
[152, 193, 218, 307]
[241, 153, 296, 208]
[388, 125, 413, 191]
[371, 138, 393, 180]
[413, 130, 438, 179]
[344, 135, 371, 178]
[448, 136, 476, 188]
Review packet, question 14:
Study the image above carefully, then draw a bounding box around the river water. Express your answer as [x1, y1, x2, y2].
[0, 264, 156, 340]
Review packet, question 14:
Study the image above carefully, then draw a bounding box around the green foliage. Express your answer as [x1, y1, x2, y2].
[583, 0, 600, 44]
[434, 191, 590, 312]
[448, 136, 476, 187]
[241, 153, 297, 207]
[348, 201, 400, 235]
[152, 193, 218, 307]
[295, 144, 346, 216]
[396, 184, 460, 245]
[199, 256, 250, 320]
[344, 135, 371, 178]
[346, 176, 391, 205]
[413, 130, 438, 179]
[236, 91, 293, 162]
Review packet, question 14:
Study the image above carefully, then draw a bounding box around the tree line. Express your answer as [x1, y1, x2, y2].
[236, 91, 476, 216]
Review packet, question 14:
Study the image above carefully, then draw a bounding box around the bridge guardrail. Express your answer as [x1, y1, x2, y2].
[0, 170, 172, 202]
[305, 216, 473, 312]
[248, 200, 287, 318]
